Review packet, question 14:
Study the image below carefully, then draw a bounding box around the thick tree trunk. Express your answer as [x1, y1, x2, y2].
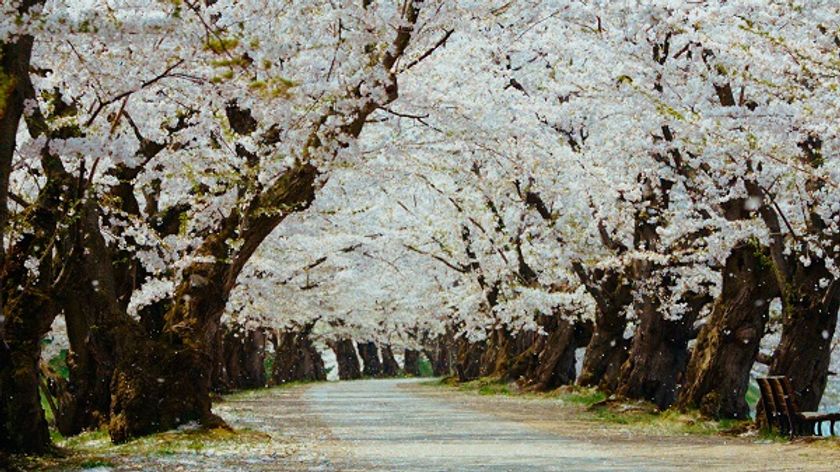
[357, 341, 383, 378]
[578, 320, 630, 392]
[575, 267, 633, 392]
[381, 345, 400, 377]
[271, 330, 325, 384]
[0, 6, 52, 453]
[455, 338, 486, 382]
[769, 263, 840, 411]
[478, 328, 533, 379]
[423, 334, 453, 377]
[0, 304, 53, 453]
[239, 329, 267, 389]
[403, 349, 421, 376]
[331, 339, 361, 380]
[56, 201, 125, 436]
[616, 291, 709, 409]
[518, 316, 591, 392]
[677, 243, 776, 418]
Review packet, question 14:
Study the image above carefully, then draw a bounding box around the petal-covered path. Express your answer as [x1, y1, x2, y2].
[217, 378, 837, 471]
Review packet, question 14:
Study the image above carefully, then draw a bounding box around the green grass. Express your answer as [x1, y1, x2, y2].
[417, 357, 433, 377]
[223, 379, 321, 400]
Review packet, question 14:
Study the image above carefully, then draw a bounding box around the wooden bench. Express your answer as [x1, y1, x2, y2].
[757, 376, 840, 437]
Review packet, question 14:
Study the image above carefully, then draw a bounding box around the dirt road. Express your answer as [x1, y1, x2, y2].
[58, 378, 839, 471]
[223, 378, 838, 471]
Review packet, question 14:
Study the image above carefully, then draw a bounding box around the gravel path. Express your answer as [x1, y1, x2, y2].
[285, 378, 839, 471]
[53, 378, 839, 471]
[302, 378, 666, 471]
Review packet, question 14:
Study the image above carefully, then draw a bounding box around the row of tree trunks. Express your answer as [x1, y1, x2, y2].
[271, 329, 325, 384]
[331, 339, 362, 380]
[212, 327, 268, 392]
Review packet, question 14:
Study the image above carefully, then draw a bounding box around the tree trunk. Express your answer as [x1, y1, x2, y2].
[0, 303, 53, 453]
[520, 317, 591, 392]
[381, 345, 400, 377]
[331, 339, 361, 380]
[0, 4, 52, 453]
[455, 338, 486, 382]
[357, 341, 383, 377]
[769, 262, 840, 411]
[423, 334, 453, 377]
[403, 349, 421, 376]
[575, 266, 633, 392]
[272, 330, 325, 384]
[616, 290, 709, 409]
[211, 328, 231, 393]
[56, 201, 126, 436]
[239, 329, 267, 389]
[677, 243, 776, 418]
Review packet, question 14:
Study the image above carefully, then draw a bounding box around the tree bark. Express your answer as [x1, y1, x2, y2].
[0, 300, 55, 453]
[677, 242, 777, 418]
[423, 333, 454, 377]
[575, 267, 633, 392]
[381, 345, 400, 377]
[357, 341, 383, 378]
[272, 330, 325, 384]
[616, 290, 709, 409]
[523, 318, 591, 392]
[0, 2, 52, 453]
[769, 261, 840, 410]
[331, 339, 361, 380]
[455, 338, 486, 382]
[403, 349, 421, 376]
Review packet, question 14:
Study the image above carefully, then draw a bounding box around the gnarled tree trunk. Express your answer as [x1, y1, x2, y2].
[381, 345, 400, 377]
[455, 338, 486, 382]
[357, 341, 383, 378]
[616, 290, 709, 409]
[0, 4, 54, 452]
[272, 330, 325, 384]
[677, 242, 776, 418]
[331, 339, 361, 380]
[0, 299, 55, 453]
[575, 266, 633, 392]
[524, 318, 592, 392]
[769, 262, 840, 411]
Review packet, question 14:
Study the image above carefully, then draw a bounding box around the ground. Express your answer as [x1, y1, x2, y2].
[13, 378, 840, 471]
